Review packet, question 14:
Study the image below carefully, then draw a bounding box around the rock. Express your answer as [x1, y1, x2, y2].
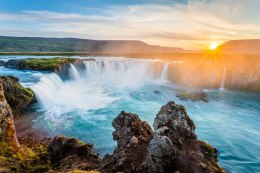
[176, 91, 209, 102]
[101, 111, 153, 173]
[112, 111, 153, 150]
[102, 102, 224, 173]
[0, 60, 5, 66]
[154, 90, 160, 94]
[0, 76, 35, 116]
[153, 101, 197, 141]
[48, 135, 101, 172]
[0, 78, 20, 150]
[82, 58, 96, 61]
[145, 101, 224, 173]
[5, 57, 86, 80]
[144, 135, 176, 172]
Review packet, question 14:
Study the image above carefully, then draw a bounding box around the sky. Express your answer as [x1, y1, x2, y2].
[0, 0, 260, 50]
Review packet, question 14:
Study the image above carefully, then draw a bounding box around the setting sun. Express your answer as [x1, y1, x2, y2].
[210, 43, 219, 50]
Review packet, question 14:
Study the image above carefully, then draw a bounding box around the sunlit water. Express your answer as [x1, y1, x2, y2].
[0, 56, 259, 173]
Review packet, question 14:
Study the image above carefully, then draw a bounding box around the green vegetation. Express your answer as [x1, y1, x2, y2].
[0, 36, 183, 53]
[0, 139, 52, 173]
[0, 76, 35, 116]
[176, 91, 209, 102]
[22, 57, 77, 71]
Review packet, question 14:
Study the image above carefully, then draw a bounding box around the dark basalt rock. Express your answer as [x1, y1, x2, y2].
[101, 102, 224, 173]
[112, 111, 153, 149]
[48, 135, 101, 172]
[102, 111, 153, 173]
[0, 76, 35, 116]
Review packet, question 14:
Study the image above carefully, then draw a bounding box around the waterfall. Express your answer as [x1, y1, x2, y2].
[161, 63, 169, 80]
[32, 58, 164, 110]
[220, 68, 226, 90]
[84, 59, 159, 84]
[31, 73, 63, 108]
[69, 63, 81, 80]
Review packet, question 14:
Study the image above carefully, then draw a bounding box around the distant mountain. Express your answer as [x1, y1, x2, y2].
[217, 39, 260, 54]
[0, 36, 184, 53]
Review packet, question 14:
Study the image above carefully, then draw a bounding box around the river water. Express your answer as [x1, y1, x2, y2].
[0, 56, 259, 173]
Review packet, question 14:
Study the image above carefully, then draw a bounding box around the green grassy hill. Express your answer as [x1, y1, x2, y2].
[0, 36, 183, 53]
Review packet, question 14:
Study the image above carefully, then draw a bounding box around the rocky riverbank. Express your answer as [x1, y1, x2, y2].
[0, 76, 225, 173]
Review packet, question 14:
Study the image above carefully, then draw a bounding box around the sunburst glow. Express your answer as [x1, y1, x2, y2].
[210, 43, 219, 50]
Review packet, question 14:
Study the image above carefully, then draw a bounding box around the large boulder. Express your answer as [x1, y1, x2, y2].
[102, 111, 153, 172]
[102, 102, 225, 173]
[143, 101, 224, 173]
[0, 76, 35, 116]
[48, 135, 101, 172]
[112, 111, 153, 150]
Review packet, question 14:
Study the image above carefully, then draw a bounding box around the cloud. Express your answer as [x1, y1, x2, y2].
[0, 0, 260, 49]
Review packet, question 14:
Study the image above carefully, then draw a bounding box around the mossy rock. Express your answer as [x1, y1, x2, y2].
[176, 91, 209, 102]
[0, 76, 35, 116]
[6, 57, 72, 71]
[5, 57, 86, 80]
[0, 138, 52, 173]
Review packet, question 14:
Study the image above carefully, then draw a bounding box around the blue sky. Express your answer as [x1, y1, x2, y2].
[0, 0, 260, 49]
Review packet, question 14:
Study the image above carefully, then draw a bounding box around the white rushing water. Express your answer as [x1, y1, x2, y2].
[220, 67, 226, 90]
[160, 63, 169, 80]
[31, 58, 167, 112]
[69, 63, 81, 80]
[31, 73, 63, 108]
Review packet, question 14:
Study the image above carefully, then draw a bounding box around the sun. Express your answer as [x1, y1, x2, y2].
[209, 43, 219, 50]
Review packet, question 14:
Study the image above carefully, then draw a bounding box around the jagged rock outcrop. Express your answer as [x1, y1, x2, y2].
[48, 135, 101, 172]
[5, 57, 86, 80]
[102, 102, 224, 173]
[102, 111, 153, 172]
[0, 76, 35, 116]
[0, 78, 20, 150]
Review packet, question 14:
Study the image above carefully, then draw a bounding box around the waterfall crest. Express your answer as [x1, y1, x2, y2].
[31, 58, 166, 111]
[69, 63, 81, 80]
[220, 68, 226, 90]
[31, 73, 63, 108]
[161, 63, 169, 80]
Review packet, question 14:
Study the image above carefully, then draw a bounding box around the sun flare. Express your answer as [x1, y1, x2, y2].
[209, 43, 219, 50]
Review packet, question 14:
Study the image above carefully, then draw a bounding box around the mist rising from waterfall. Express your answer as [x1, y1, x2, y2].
[31, 57, 167, 114]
